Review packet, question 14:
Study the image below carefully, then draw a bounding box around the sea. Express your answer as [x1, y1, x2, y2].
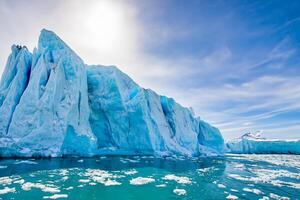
[0, 154, 299, 200]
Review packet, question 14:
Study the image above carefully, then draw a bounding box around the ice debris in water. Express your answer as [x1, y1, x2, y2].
[162, 174, 192, 184]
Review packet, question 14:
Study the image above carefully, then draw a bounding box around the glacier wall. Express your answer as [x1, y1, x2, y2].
[226, 136, 300, 154]
[0, 29, 224, 157]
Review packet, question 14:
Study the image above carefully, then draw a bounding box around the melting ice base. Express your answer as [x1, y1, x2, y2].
[0, 155, 299, 200]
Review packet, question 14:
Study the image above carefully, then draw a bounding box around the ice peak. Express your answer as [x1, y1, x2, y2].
[38, 29, 67, 51]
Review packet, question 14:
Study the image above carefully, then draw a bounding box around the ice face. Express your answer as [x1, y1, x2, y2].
[0, 29, 224, 157]
[87, 65, 224, 156]
[226, 133, 300, 154]
[0, 29, 96, 157]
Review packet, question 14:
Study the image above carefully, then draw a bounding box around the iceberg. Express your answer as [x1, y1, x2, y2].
[226, 132, 300, 154]
[0, 29, 224, 157]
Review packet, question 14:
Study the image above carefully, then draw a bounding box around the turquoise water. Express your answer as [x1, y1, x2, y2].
[0, 154, 299, 200]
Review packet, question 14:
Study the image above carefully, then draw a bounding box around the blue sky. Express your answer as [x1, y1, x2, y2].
[0, 0, 300, 139]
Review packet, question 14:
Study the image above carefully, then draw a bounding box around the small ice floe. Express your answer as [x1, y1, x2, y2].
[43, 194, 68, 199]
[269, 193, 290, 200]
[14, 179, 25, 184]
[79, 179, 90, 183]
[61, 176, 68, 181]
[89, 182, 96, 186]
[65, 186, 73, 190]
[103, 179, 121, 186]
[173, 188, 186, 196]
[0, 187, 16, 194]
[155, 184, 167, 188]
[124, 169, 138, 175]
[121, 158, 139, 163]
[243, 187, 263, 195]
[217, 184, 226, 189]
[77, 159, 84, 163]
[226, 194, 238, 199]
[230, 189, 238, 192]
[197, 167, 216, 174]
[0, 176, 14, 185]
[14, 160, 37, 165]
[129, 177, 155, 185]
[21, 182, 60, 193]
[162, 174, 192, 184]
[0, 165, 7, 169]
[83, 169, 122, 186]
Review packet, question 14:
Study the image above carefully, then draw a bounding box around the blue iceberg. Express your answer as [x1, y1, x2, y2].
[226, 132, 300, 154]
[0, 29, 224, 157]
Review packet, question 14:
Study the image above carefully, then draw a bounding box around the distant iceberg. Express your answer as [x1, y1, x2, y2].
[0, 29, 224, 157]
[226, 131, 300, 154]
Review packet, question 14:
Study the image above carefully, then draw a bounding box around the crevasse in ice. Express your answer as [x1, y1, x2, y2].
[0, 29, 224, 157]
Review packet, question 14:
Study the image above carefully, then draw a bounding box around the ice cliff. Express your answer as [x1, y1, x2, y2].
[226, 132, 300, 154]
[0, 29, 224, 157]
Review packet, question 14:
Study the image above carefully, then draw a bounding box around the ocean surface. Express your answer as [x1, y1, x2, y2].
[0, 154, 299, 200]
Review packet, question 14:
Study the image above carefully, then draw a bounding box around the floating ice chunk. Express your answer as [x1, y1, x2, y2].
[65, 186, 73, 190]
[226, 194, 238, 199]
[77, 159, 84, 163]
[173, 189, 186, 196]
[243, 187, 263, 195]
[0, 176, 14, 185]
[0, 165, 7, 169]
[21, 182, 60, 193]
[79, 179, 90, 183]
[217, 184, 226, 188]
[0, 187, 15, 194]
[83, 169, 121, 186]
[269, 193, 290, 200]
[14, 179, 25, 184]
[162, 174, 192, 184]
[43, 194, 68, 199]
[259, 197, 270, 200]
[130, 177, 155, 185]
[103, 179, 121, 186]
[156, 184, 167, 187]
[124, 169, 138, 175]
